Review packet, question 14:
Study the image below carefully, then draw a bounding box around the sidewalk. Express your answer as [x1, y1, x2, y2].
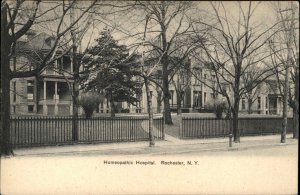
[11, 133, 298, 157]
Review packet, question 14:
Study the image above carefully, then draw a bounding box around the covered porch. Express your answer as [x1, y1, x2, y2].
[37, 78, 73, 115]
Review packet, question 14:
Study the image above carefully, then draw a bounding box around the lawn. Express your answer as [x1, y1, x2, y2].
[164, 115, 182, 138]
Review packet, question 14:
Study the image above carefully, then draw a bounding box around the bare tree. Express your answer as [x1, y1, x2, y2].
[126, 1, 199, 124]
[190, 2, 283, 142]
[269, 1, 299, 140]
[0, 0, 96, 155]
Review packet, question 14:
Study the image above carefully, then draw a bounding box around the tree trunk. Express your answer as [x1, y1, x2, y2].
[1, 7, 13, 155]
[177, 92, 182, 115]
[110, 99, 116, 117]
[157, 90, 162, 113]
[1, 49, 12, 155]
[293, 107, 298, 138]
[232, 110, 240, 143]
[72, 87, 79, 141]
[71, 51, 79, 141]
[281, 65, 289, 143]
[145, 78, 155, 146]
[163, 86, 172, 124]
[162, 56, 172, 124]
[233, 63, 241, 142]
[293, 69, 299, 139]
[161, 24, 172, 125]
[232, 96, 240, 142]
[247, 99, 253, 114]
[70, 6, 79, 142]
[282, 4, 294, 143]
[281, 47, 291, 142]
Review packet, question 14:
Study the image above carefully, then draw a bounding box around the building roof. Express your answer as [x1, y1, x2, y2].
[16, 30, 56, 52]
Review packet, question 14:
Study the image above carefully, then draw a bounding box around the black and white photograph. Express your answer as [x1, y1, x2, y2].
[0, 1, 298, 194]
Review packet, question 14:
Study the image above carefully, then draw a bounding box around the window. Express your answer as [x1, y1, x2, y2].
[96, 104, 99, 113]
[170, 90, 174, 105]
[27, 80, 34, 100]
[265, 97, 268, 109]
[195, 73, 199, 85]
[242, 98, 246, 110]
[193, 91, 202, 107]
[180, 72, 185, 85]
[181, 92, 185, 106]
[136, 94, 141, 107]
[204, 92, 206, 104]
[156, 70, 162, 84]
[28, 105, 34, 112]
[57, 58, 63, 71]
[194, 69, 202, 85]
[107, 98, 110, 108]
[211, 75, 216, 82]
[257, 97, 261, 109]
[13, 81, 16, 102]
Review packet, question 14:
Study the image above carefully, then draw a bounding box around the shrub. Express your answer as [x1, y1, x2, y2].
[78, 92, 103, 118]
[204, 98, 229, 119]
[121, 108, 130, 113]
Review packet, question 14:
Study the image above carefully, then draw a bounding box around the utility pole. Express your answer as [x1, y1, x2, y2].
[280, 2, 295, 143]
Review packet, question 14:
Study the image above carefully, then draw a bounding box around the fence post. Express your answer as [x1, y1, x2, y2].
[179, 119, 182, 138]
[162, 117, 165, 140]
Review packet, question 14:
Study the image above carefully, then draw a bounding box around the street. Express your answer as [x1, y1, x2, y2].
[1, 143, 298, 195]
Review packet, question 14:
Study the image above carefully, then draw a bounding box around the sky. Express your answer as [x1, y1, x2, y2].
[78, 1, 295, 50]
[17, 1, 298, 54]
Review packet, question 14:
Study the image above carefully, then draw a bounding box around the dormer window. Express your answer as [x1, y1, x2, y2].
[45, 37, 55, 47]
[45, 37, 52, 47]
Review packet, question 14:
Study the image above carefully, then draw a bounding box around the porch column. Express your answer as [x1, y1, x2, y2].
[70, 57, 73, 73]
[190, 88, 193, 112]
[43, 81, 48, 115]
[266, 96, 269, 114]
[34, 79, 37, 113]
[54, 81, 58, 115]
[70, 83, 73, 115]
[262, 95, 266, 115]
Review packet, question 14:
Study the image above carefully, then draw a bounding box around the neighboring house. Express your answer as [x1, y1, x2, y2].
[239, 79, 289, 115]
[10, 30, 74, 115]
